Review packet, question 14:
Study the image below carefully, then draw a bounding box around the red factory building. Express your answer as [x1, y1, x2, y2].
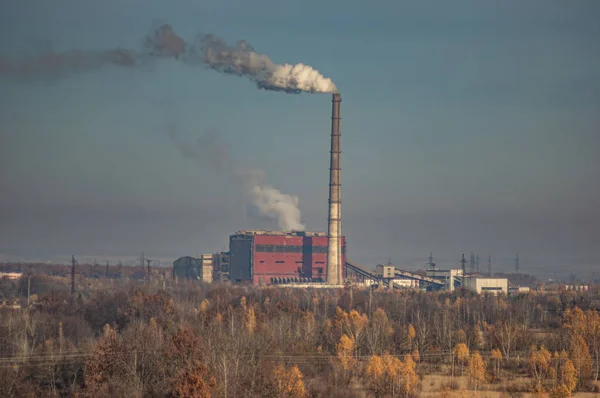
[229, 230, 346, 285]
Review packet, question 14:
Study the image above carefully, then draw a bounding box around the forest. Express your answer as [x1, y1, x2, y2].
[0, 265, 599, 397]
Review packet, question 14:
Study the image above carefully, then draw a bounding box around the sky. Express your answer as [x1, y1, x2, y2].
[1, 0, 599, 278]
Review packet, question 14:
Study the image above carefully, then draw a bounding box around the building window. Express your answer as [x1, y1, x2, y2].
[275, 261, 285, 264]
[481, 287, 503, 291]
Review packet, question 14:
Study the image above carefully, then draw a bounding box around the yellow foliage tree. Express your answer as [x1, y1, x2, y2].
[491, 348, 502, 377]
[548, 384, 571, 398]
[467, 351, 487, 390]
[363, 354, 418, 397]
[364, 355, 386, 395]
[399, 354, 419, 396]
[561, 360, 577, 395]
[454, 343, 469, 376]
[337, 334, 356, 372]
[348, 310, 368, 355]
[244, 305, 257, 334]
[199, 299, 209, 313]
[411, 349, 420, 363]
[273, 364, 307, 398]
[407, 324, 416, 349]
[569, 334, 592, 380]
[529, 346, 552, 390]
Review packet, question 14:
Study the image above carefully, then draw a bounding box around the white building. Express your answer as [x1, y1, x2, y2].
[463, 277, 508, 295]
[200, 254, 214, 284]
[426, 269, 463, 291]
[509, 286, 531, 295]
[375, 264, 395, 278]
[391, 279, 420, 289]
[0, 272, 22, 280]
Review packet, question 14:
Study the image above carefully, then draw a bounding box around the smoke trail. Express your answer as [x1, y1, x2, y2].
[188, 34, 338, 94]
[1, 22, 337, 95]
[0, 24, 185, 79]
[168, 125, 305, 231]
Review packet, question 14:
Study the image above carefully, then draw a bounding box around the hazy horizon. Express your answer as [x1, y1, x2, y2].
[1, 0, 599, 279]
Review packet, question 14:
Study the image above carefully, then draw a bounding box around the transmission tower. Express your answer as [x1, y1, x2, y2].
[469, 252, 475, 272]
[476, 254, 480, 273]
[515, 252, 520, 273]
[487, 254, 492, 277]
[427, 252, 436, 270]
[146, 259, 152, 282]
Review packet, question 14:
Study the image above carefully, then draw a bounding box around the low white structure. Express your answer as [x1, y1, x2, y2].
[463, 277, 508, 295]
[391, 279, 419, 289]
[509, 286, 531, 295]
[565, 285, 589, 292]
[0, 272, 22, 280]
[426, 269, 463, 291]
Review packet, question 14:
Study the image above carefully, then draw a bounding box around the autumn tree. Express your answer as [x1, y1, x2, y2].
[399, 354, 419, 396]
[366, 308, 393, 355]
[488, 320, 521, 359]
[272, 364, 307, 398]
[529, 346, 552, 392]
[84, 324, 134, 396]
[364, 355, 387, 396]
[467, 351, 487, 390]
[337, 334, 357, 374]
[454, 343, 469, 376]
[491, 348, 502, 378]
[563, 308, 600, 382]
[172, 360, 216, 398]
[569, 334, 592, 380]
[364, 354, 418, 397]
[407, 323, 416, 351]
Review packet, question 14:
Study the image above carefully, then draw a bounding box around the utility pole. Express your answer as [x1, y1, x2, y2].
[515, 252, 520, 273]
[488, 255, 492, 277]
[461, 254, 468, 276]
[27, 274, 32, 306]
[71, 255, 76, 297]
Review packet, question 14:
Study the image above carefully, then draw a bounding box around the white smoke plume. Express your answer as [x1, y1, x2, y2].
[168, 125, 305, 231]
[188, 34, 338, 94]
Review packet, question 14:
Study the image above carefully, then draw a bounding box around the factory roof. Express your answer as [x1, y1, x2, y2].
[233, 230, 327, 237]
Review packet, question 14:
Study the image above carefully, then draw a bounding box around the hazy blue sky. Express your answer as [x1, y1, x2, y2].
[1, 0, 599, 277]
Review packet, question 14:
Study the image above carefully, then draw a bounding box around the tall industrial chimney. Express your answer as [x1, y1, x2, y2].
[327, 93, 342, 285]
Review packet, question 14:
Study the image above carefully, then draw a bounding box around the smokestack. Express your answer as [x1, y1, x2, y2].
[327, 93, 342, 285]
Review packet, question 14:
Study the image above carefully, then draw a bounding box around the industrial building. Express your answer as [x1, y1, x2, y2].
[229, 230, 346, 285]
[426, 268, 464, 291]
[173, 255, 213, 283]
[212, 252, 230, 282]
[463, 277, 508, 295]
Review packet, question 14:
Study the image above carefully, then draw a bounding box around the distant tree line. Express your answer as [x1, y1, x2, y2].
[0, 265, 599, 397]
